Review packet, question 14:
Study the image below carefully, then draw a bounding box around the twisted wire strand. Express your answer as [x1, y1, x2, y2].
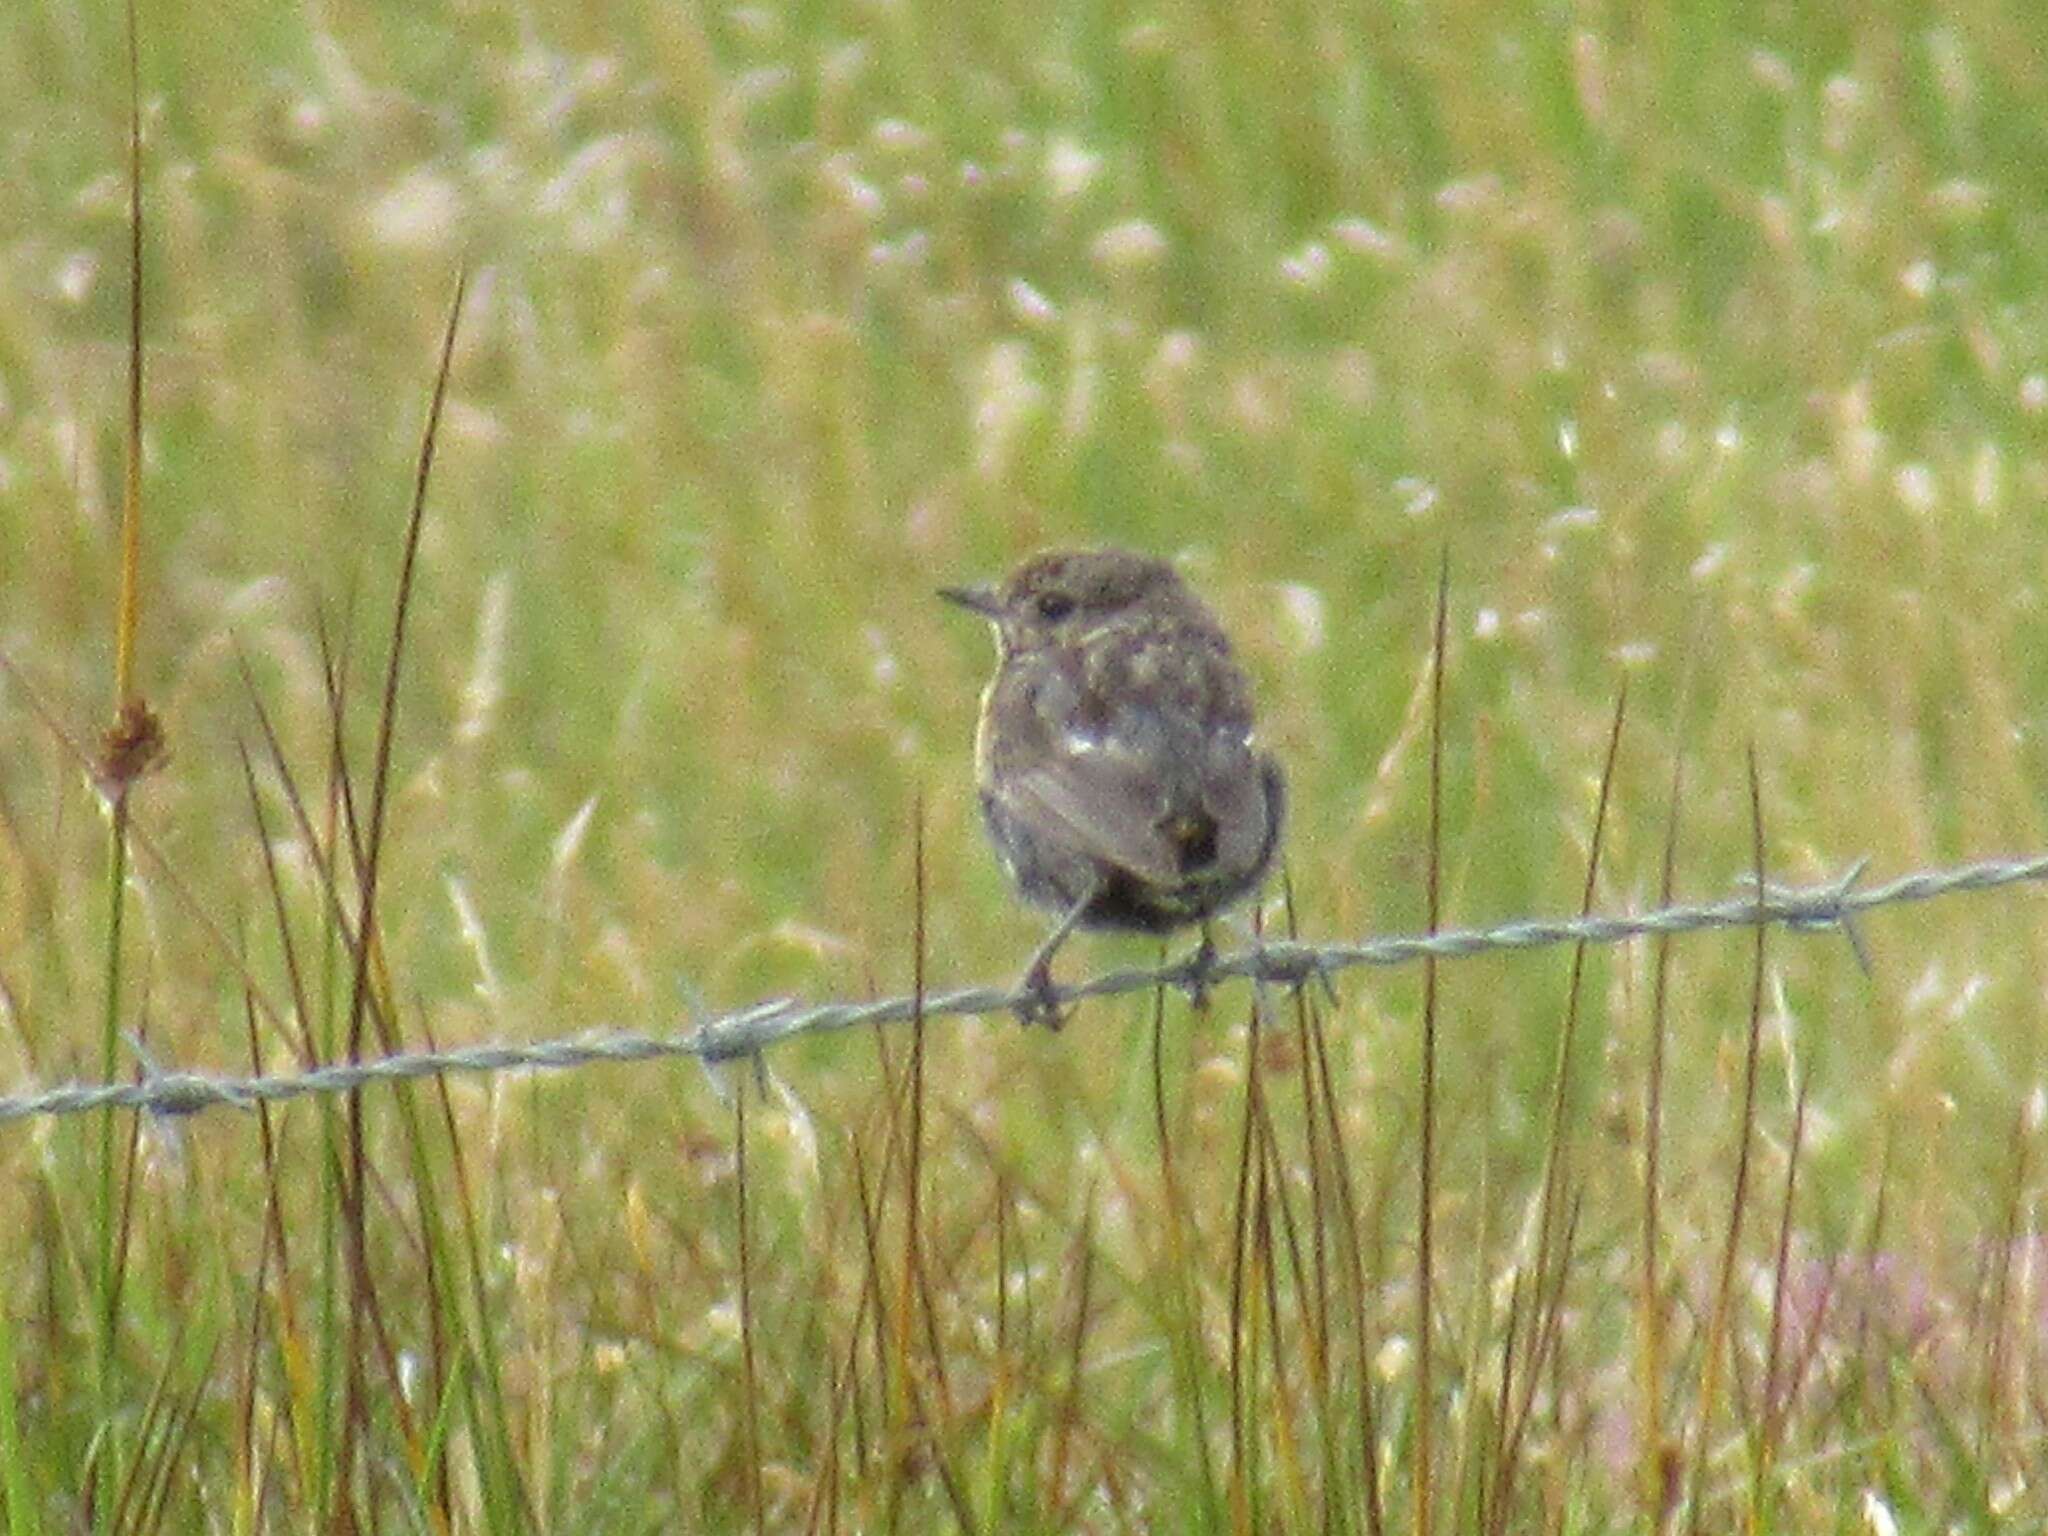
[5, 850, 2045, 1127]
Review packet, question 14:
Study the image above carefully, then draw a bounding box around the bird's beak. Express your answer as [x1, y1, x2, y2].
[937, 582, 1002, 618]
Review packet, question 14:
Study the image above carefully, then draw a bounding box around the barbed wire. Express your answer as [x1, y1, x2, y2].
[4, 849, 2046, 1128]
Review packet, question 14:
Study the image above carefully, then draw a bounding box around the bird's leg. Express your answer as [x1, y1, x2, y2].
[1170, 920, 1219, 1011]
[1018, 883, 1096, 1030]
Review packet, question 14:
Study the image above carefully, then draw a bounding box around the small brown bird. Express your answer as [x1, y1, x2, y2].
[941, 547, 1284, 1025]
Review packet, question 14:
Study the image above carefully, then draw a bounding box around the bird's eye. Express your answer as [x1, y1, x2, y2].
[1036, 593, 1075, 622]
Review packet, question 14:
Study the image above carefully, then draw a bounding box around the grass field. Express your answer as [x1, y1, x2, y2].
[7, 0, 2048, 1528]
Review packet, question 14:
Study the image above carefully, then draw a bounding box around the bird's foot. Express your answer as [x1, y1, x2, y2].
[1170, 929, 1219, 1011]
[1015, 956, 1070, 1031]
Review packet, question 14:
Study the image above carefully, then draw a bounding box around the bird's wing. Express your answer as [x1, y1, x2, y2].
[992, 732, 1190, 887]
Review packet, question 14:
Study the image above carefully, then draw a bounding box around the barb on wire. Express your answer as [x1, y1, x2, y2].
[1737, 856, 1872, 973]
[5, 850, 2048, 1128]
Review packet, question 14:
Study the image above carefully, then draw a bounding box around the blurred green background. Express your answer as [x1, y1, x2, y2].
[6, 0, 2048, 1525]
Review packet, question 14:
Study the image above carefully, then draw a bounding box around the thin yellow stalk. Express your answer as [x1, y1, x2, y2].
[93, 2, 148, 1514]
[1415, 550, 1449, 1536]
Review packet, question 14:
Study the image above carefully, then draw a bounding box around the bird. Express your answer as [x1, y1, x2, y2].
[940, 547, 1285, 1026]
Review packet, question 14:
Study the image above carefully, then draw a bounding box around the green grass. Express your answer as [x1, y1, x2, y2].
[6, 0, 2048, 1528]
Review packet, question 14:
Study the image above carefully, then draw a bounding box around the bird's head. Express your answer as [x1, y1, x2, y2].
[939, 547, 1201, 655]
